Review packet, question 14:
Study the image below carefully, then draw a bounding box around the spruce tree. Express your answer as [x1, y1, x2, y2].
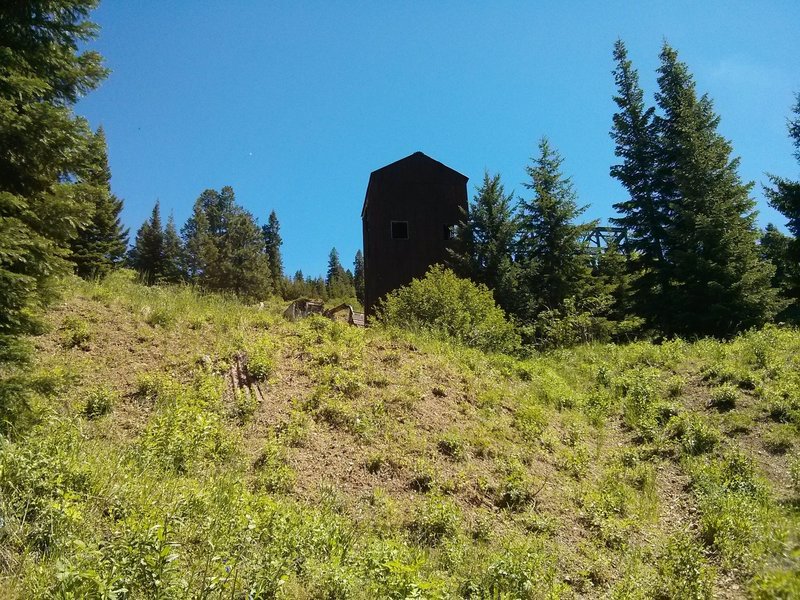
[764, 93, 800, 317]
[517, 138, 596, 321]
[162, 214, 184, 284]
[609, 40, 666, 324]
[182, 187, 271, 298]
[354, 250, 365, 305]
[262, 210, 284, 290]
[214, 207, 272, 299]
[1, 0, 107, 390]
[128, 202, 165, 285]
[453, 171, 519, 314]
[326, 247, 354, 299]
[654, 43, 777, 336]
[182, 197, 217, 282]
[760, 225, 794, 299]
[70, 128, 129, 279]
[326, 248, 345, 286]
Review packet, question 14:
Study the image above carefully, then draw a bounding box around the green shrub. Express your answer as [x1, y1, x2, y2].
[274, 409, 311, 447]
[437, 432, 466, 461]
[409, 460, 435, 493]
[247, 342, 276, 381]
[668, 414, 720, 456]
[463, 538, 565, 598]
[137, 373, 233, 473]
[709, 383, 739, 411]
[559, 444, 590, 479]
[528, 296, 642, 349]
[620, 368, 663, 439]
[143, 305, 174, 327]
[365, 453, 386, 474]
[495, 460, 536, 511]
[655, 533, 715, 600]
[253, 437, 295, 493]
[377, 266, 520, 353]
[60, 316, 91, 349]
[83, 386, 116, 419]
[687, 452, 779, 571]
[407, 495, 460, 545]
[514, 403, 548, 441]
[232, 387, 259, 424]
[763, 425, 795, 455]
[665, 374, 687, 398]
[750, 569, 800, 599]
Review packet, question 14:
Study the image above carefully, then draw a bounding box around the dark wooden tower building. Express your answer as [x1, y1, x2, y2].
[361, 151, 468, 318]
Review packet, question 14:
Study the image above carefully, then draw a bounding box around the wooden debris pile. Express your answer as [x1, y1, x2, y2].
[283, 298, 365, 327]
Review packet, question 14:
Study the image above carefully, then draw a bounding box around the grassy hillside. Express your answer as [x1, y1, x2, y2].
[1, 271, 798, 598]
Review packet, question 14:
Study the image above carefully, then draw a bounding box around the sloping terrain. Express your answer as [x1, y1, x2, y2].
[1, 272, 798, 598]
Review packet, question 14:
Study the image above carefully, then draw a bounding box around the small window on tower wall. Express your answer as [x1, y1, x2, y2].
[443, 224, 457, 240]
[391, 221, 408, 239]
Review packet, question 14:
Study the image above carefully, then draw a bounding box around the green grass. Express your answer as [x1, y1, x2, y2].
[0, 274, 798, 597]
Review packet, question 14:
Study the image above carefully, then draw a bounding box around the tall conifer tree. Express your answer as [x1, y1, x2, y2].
[262, 210, 284, 291]
[517, 138, 596, 320]
[128, 202, 165, 285]
[70, 127, 129, 279]
[1, 0, 107, 387]
[182, 198, 216, 282]
[653, 43, 777, 335]
[764, 93, 800, 318]
[162, 213, 184, 284]
[452, 172, 519, 314]
[609, 40, 666, 325]
[354, 250, 365, 305]
[326, 248, 345, 286]
[181, 187, 271, 298]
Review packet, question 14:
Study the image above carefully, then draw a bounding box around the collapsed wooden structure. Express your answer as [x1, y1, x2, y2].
[283, 298, 365, 327]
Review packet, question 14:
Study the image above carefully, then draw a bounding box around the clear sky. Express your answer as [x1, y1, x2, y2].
[76, 1, 800, 278]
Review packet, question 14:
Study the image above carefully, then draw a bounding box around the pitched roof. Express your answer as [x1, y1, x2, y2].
[362, 151, 468, 217]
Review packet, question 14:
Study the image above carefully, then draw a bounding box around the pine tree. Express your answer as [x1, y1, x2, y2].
[70, 128, 129, 279]
[326, 247, 354, 299]
[182, 187, 271, 298]
[128, 202, 165, 285]
[760, 225, 793, 294]
[1, 0, 107, 395]
[609, 40, 666, 324]
[354, 250, 365, 305]
[653, 43, 778, 336]
[453, 171, 519, 314]
[182, 197, 217, 282]
[326, 248, 344, 285]
[517, 138, 596, 321]
[214, 207, 272, 299]
[764, 93, 800, 317]
[162, 214, 184, 284]
[262, 210, 284, 291]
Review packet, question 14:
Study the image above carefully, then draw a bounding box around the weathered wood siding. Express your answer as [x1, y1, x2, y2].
[362, 152, 468, 319]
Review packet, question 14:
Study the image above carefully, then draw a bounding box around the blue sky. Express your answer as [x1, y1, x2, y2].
[76, 1, 800, 278]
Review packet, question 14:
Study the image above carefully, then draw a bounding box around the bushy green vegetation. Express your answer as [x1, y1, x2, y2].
[1, 276, 798, 597]
[378, 265, 520, 353]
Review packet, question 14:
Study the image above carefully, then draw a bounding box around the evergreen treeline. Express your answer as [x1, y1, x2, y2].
[452, 41, 797, 346]
[127, 194, 362, 303]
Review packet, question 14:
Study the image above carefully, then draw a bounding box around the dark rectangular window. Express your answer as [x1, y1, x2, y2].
[391, 221, 408, 239]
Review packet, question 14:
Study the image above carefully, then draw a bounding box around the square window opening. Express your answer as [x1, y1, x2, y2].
[391, 221, 409, 239]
